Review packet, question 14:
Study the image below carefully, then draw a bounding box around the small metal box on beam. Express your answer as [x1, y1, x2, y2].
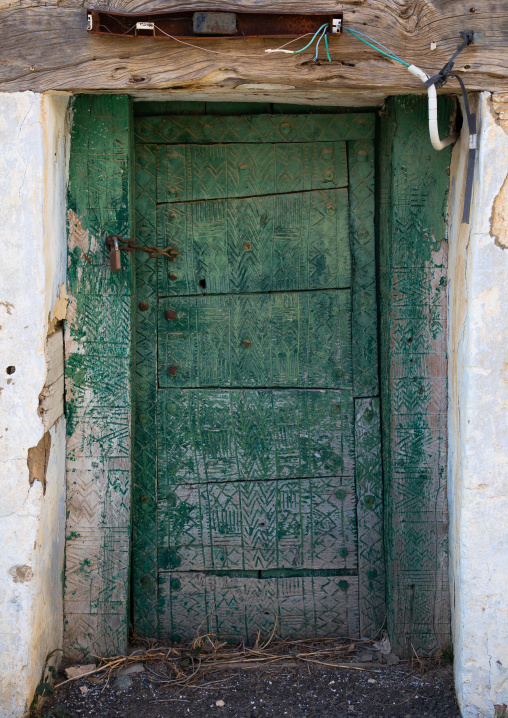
[193, 12, 237, 36]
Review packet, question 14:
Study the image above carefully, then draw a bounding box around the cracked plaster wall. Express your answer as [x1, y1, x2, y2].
[448, 92, 508, 717]
[0, 92, 69, 718]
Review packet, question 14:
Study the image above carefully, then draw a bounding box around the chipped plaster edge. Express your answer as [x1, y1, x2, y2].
[0, 92, 69, 718]
[448, 92, 508, 717]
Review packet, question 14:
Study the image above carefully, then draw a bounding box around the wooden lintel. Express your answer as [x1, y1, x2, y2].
[0, 1, 505, 98]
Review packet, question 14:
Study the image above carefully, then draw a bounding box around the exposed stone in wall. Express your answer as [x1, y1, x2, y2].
[490, 93, 508, 251]
[9, 565, 34, 584]
[491, 171, 508, 250]
[491, 93, 508, 135]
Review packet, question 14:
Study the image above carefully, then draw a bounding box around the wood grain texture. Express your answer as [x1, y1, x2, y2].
[132, 104, 383, 641]
[159, 573, 360, 642]
[156, 191, 351, 298]
[0, 1, 505, 95]
[63, 95, 133, 660]
[158, 476, 357, 572]
[379, 95, 451, 656]
[355, 397, 385, 639]
[158, 291, 352, 388]
[156, 142, 348, 201]
[157, 389, 355, 486]
[131, 142, 160, 637]
[348, 139, 378, 398]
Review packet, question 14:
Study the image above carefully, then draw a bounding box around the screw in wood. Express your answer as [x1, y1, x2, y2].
[139, 302, 149, 311]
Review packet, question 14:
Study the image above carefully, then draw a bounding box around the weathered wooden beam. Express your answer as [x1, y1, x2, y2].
[0, 1, 505, 96]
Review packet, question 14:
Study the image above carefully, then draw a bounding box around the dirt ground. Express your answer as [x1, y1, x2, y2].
[41, 652, 460, 718]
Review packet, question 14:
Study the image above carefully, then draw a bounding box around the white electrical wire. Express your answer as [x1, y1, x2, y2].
[344, 27, 458, 151]
[153, 25, 327, 59]
[407, 65, 458, 150]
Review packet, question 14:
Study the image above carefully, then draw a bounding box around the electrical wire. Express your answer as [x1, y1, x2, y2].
[153, 24, 330, 59]
[292, 24, 328, 54]
[324, 33, 331, 63]
[313, 26, 328, 61]
[121, 24, 138, 36]
[343, 27, 406, 63]
[344, 27, 410, 66]
[344, 23, 461, 159]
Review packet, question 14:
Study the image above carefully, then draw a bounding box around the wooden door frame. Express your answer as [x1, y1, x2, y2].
[63, 94, 452, 661]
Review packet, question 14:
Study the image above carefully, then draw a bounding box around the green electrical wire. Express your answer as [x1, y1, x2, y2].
[314, 26, 329, 61]
[293, 24, 329, 54]
[324, 33, 332, 62]
[344, 27, 410, 67]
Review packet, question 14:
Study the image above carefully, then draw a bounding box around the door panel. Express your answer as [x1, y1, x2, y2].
[135, 112, 375, 145]
[156, 142, 347, 203]
[132, 110, 383, 643]
[157, 475, 357, 572]
[159, 573, 360, 643]
[157, 389, 354, 488]
[157, 189, 351, 297]
[158, 290, 352, 388]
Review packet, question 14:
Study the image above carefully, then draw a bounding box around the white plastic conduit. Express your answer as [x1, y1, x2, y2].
[408, 64, 458, 150]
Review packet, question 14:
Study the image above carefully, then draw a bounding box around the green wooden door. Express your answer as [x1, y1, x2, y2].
[133, 109, 385, 643]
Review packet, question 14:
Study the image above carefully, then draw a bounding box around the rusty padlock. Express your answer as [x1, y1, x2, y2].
[108, 235, 122, 272]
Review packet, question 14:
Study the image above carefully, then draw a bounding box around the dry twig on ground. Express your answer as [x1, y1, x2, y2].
[55, 633, 385, 694]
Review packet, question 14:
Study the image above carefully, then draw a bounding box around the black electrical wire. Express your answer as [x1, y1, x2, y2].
[424, 32, 476, 224]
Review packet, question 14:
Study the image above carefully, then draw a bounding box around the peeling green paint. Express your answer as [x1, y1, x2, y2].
[62, 96, 451, 658]
[379, 95, 452, 656]
[132, 105, 384, 642]
[63, 95, 133, 660]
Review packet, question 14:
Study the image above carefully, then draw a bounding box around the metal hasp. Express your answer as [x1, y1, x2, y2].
[108, 235, 122, 272]
[106, 234, 178, 273]
[86, 10, 343, 40]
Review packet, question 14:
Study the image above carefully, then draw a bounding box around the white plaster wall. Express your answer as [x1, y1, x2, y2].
[449, 92, 508, 717]
[0, 93, 69, 718]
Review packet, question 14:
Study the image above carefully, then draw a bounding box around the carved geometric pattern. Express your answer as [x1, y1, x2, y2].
[355, 398, 386, 638]
[157, 389, 354, 486]
[131, 142, 159, 638]
[156, 142, 348, 202]
[158, 573, 359, 642]
[64, 94, 133, 660]
[132, 108, 383, 643]
[379, 96, 452, 656]
[156, 190, 351, 297]
[157, 475, 357, 572]
[158, 291, 352, 389]
[348, 139, 379, 397]
[135, 113, 375, 145]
